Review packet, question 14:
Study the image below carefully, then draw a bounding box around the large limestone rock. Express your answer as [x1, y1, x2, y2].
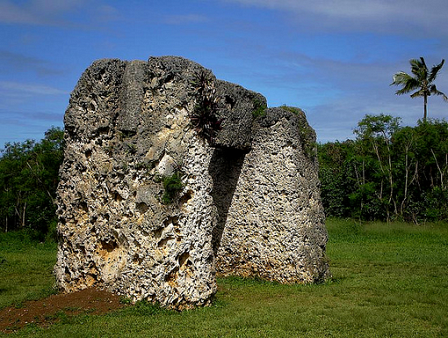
[55, 56, 330, 310]
[212, 107, 328, 282]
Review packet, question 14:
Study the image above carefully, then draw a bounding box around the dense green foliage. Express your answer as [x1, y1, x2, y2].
[2, 219, 447, 337]
[251, 98, 267, 118]
[319, 115, 448, 222]
[161, 172, 183, 204]
[0, 127, 64, 240]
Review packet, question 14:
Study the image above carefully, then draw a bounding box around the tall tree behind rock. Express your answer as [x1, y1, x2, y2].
[391, 57, 448, 121]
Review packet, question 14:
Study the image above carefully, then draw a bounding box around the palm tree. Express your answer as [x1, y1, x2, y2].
[391, 57, 448, 121]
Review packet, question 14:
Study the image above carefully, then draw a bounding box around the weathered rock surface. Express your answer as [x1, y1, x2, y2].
[212, 107, 329, 282]
[55, 56, 330, 310]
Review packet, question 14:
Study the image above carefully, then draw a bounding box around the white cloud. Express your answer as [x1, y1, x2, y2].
[223, 0, 448, 37]
[0, 50, 63, 76]
[0, 0, 118, 28]
[0, 0, 80, 25]
[0, 1, 35, 24]
[0, 81, 68, 96]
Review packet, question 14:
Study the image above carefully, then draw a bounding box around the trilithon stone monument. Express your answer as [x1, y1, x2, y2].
[54, 56, 330, 310]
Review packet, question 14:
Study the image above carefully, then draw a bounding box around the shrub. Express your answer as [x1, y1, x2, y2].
[161, 172, 183, 204]
[252, 99, 267, 118]
[189, 71, 223, 144]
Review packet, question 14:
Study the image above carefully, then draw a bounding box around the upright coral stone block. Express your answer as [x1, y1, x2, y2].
[55, 56, 330, 310]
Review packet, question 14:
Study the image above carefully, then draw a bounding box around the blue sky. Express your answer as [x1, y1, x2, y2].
[1, 0, 448, 147]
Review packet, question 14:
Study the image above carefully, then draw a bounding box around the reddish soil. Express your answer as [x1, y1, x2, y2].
[0, 288, 128, 333]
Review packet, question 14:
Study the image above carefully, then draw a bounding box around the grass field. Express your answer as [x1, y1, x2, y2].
[0, 232, 57, 310]
[1, 218, 447, 337]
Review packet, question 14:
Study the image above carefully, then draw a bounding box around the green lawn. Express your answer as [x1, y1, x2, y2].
[0, 232, 57, 310]
[1, 219, 447, 337]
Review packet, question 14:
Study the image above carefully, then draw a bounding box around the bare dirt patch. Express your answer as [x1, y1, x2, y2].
[0, 288, 128, 333]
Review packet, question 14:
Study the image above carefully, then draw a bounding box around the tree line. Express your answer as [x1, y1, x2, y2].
[320, 56, 448, 223]
[319, 115, 448, 222]
[0, 127, 64, 240]
[0, 116, 447, 241]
